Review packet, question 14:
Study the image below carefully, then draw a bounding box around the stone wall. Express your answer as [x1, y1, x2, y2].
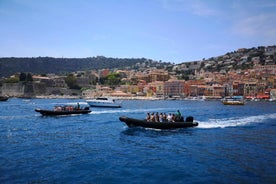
[1, 82, 82, 97]
[1, 83, 24, 97]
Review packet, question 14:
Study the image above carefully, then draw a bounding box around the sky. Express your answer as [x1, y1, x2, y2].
[0, 0, 276, 63]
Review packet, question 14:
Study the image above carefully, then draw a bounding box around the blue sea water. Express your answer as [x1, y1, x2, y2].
[0, 98, 275, 184]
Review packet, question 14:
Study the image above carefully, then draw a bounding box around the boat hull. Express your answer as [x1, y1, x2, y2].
[222, 96, 245, 105]
[35, 108, 91, 116]
[87, 102, 121, 108]
[86, 100, 121, 108]
[222, 101, 244, 105]
[119, 116, 198, 129]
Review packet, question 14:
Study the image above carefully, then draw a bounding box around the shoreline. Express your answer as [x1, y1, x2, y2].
[3, 95, 275, 102]
[14, 95, 224, 101]
[34, 95, 224, 100]
[35, 95, 166, 100]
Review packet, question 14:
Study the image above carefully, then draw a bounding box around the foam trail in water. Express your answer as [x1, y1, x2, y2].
[90, 107, 173, 115]
[197, 113, 276, 129]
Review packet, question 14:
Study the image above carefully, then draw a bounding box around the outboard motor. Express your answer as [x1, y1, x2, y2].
[185, 116, 194, 122]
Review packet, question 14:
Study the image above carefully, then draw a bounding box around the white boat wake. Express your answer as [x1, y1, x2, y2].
[197, 113, 276, 129]
[88, 107, 276, 129]
[90, 107, 173, 115]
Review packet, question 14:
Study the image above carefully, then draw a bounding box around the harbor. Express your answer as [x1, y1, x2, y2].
[1, 98, 275, 183]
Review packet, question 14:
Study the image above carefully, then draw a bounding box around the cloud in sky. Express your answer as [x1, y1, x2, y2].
[0, 0, 275, 63]
[160, 0, 218, 17]
[233, 14, 276, 39]
[227, 1, 276, 46]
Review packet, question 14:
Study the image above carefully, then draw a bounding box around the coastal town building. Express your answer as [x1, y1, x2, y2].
[135, 69, 170, 83]
[265, 45, 276, 55]
[270, 89, 276, 100]
[146, 81, 164, 97]
[1, 46, 275, 100]
[164, 80, 185, 98]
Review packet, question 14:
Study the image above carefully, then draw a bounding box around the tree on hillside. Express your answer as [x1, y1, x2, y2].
[100, 72, 121, 88]
[19, 72, 33, 82]
[4, 76, 19, 83]
[19, 73, 27, 81]
[26, 73, 33, 81]
[107, 73, 121, 86]
[65, 74, 81, 89]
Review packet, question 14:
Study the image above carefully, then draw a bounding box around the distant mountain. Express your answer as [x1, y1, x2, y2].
[1, 46, 275, 78]
[176, 46, 275, 74]
[0, 56, 160, 77]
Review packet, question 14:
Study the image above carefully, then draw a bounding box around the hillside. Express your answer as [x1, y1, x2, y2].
[1, 46, 275, 78]
[0, 56, 163, 77]
[175, 46, 276, 79]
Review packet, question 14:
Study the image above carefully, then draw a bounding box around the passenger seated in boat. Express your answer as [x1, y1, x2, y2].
[54, 106, 62, 111]
[150, 113, 155, 122]
[172, 114, 176, 122]
[159, 113, 163, 122]
[167, 113, 172, 122]
[146, 112, 150, 121]
[163, 113, 167, 122]
[155, 112, 160, 122]
[65, 106, 70, 111]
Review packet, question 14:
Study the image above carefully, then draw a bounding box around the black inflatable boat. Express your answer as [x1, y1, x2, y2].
[119, 116, 198, 130]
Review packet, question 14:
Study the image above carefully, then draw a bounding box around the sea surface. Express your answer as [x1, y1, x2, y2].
[0, 98, 275, 184]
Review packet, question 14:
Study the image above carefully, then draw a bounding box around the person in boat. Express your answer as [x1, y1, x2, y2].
[67, 106, 72, 111]
[146, 112, 151, 121]
[77, 102, 80, 110]
[172, 114, 176, 122]
[167, 113, 172, 122]
[155, 112, 159, 122]
[176, 110, 181, 121]
[163, 113, 167, 122]
[150, 113, 155, 122]
[159, 113, 163, 122]
[55, 106, 61, 111]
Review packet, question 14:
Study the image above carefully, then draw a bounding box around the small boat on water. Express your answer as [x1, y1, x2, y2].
[35, 108, 91, 116]
[35, 103, 91, 116]
[222, 96, 245, 105]
[0, 96, 9, 101]
[119, 116, 198, 130]
[86, 97, 121, 108]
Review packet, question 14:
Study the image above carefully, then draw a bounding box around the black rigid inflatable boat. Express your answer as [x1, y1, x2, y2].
[35, 108, 91, 116]
[0, 96, 9, 101]
[119, 116, 198, 130]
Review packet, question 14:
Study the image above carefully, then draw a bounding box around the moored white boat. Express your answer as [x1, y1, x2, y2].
[222, 96, 245, 105]
[86, 97, 121, 108]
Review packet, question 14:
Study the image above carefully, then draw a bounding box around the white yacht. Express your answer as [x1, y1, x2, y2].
[222, 96, 245, 105]
[86, 97, 122, 108]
